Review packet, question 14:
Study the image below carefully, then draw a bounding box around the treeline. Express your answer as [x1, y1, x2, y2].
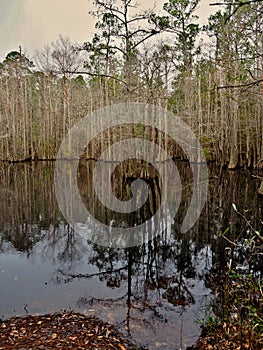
[0, 0, 262, 168]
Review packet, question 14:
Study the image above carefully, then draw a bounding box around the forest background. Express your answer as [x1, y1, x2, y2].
[0, 0, 262, 172]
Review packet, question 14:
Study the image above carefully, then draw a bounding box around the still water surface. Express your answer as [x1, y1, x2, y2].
[0, 162, 262, 349]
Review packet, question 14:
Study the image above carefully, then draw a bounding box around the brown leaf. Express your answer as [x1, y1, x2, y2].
[118, 344, 126, 350]
[68, 336, 78, 341]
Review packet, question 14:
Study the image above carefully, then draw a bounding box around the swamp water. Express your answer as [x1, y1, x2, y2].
[0, 161, 262, 349]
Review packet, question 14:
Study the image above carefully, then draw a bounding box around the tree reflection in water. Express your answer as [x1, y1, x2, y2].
[0, 161, 262, 349]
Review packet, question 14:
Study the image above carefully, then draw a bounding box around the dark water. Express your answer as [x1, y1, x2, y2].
[0, 161, 262, 349]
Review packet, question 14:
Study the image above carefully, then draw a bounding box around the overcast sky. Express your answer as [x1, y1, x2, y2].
[0, 0, 219, 61]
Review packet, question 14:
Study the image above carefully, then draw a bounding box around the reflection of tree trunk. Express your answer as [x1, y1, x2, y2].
[126, 248, 132, 336]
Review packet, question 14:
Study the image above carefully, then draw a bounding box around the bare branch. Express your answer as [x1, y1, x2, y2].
[132, 30, 161, 49]
[210, 0, 263, 6]
[210, 0, 263, 21]
[217, 79, 263, 90]
[64, 70, 127, 85]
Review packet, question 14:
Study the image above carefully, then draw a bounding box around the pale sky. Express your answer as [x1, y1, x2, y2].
[0, 0, 219, 61]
